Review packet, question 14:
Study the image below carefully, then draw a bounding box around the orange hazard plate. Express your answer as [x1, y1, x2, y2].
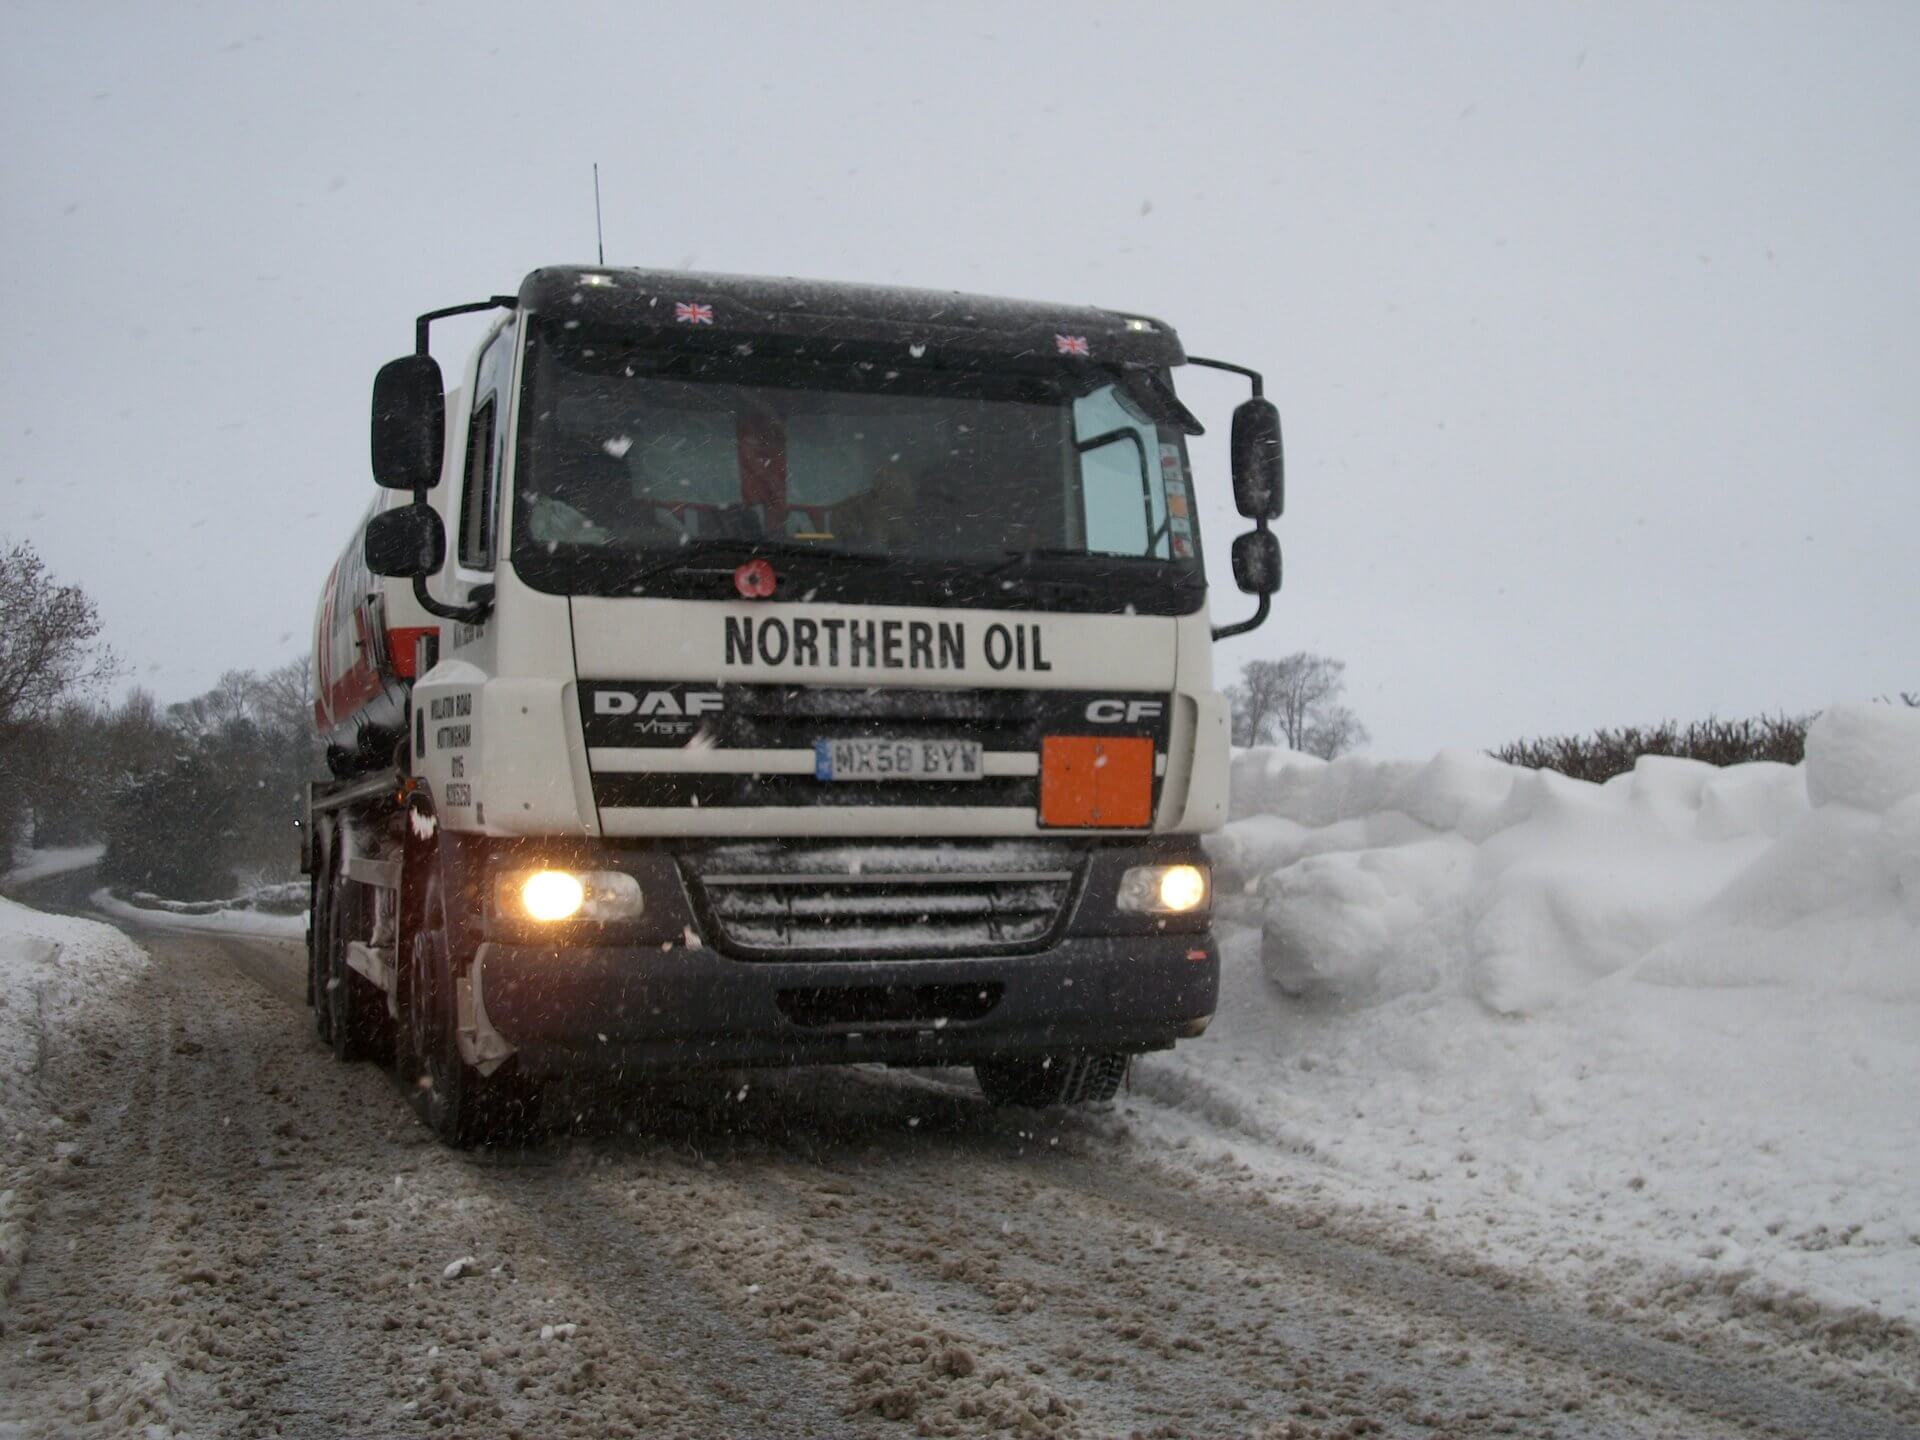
[1039, 735, 1154, 828]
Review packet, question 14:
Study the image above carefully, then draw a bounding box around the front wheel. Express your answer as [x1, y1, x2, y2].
[975, 1053, 1130, 1109]
[401, 862, 543, 1149]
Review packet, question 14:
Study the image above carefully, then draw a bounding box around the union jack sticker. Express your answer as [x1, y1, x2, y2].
[675, 301, 715, 325]
[1055, 333, 1090, 357]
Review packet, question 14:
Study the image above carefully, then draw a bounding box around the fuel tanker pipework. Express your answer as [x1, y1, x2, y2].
[304, 264, 1283, 1148]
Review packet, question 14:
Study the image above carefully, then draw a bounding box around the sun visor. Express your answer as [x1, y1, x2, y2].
[518, 266, 1188, 372]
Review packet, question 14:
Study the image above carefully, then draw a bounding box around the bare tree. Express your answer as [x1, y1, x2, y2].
[1303, 702, 1370, 760]
[253, 656, 315, 737]
[0, 540, 118, 729]
[0, 542, 119, 853]
[1225, 652, 1369, 756]
[166, 668, 258, 742]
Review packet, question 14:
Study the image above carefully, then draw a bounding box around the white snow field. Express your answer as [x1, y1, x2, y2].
[0, 897, 148, 1306]
[1141, 701, 1920, 1337]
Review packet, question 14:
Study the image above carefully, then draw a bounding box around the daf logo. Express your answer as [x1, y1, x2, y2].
[1084, 699, 1165, 724]
[593, 689, 724, 717]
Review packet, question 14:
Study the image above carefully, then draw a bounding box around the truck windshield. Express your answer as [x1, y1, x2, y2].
[511, 324, 1204, 609]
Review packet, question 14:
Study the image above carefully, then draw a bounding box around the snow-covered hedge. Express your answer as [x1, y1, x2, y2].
[1213, 702, 1920, 1014]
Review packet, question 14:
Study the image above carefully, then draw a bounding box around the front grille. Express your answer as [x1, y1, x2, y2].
[592, 772, 1033, 810]
[583, 683, 1171, 815]
[724, 686, 1036, 752]
[684, 841, 1081, 959]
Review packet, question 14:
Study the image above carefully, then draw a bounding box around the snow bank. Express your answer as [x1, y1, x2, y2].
[0, 843, 104, 886]
[1220, 705, 1920, 1012]
[90, 886, 307, 940]
[0, 896, 148, 1307]
[1163, 702, 1920, 1325]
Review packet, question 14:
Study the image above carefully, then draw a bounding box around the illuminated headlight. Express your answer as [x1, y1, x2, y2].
[1117, 862, 1210, 915]
[495, 869, 644, 924]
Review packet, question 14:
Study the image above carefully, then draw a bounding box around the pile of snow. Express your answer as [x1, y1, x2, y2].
[1219, 701, 1917, 1011]
[0, 896, 148, 1306]
[0, 843, 103, 887]
[91, 885, 307, 940]
[1155, 703, 1920, 1325]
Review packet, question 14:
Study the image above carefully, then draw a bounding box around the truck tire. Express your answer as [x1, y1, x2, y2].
[402, 864, 542, 1149]
[309, 828, 335, 1048]
[974, 1053, 1130, 1109]
[326, 861, 391, 1063]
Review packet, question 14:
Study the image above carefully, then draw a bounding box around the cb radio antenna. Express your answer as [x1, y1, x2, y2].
[593, 162, 605, 265]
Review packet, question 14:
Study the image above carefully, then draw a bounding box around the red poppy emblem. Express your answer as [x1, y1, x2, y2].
[734, 558, 778, 599]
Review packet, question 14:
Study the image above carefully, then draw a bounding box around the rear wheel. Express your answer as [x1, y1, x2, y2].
[309, 830, 335, 1047]
[326, 856, 391, 1063]
[974, 1053, 1130, 1108]
[402, 860, 542, 1149]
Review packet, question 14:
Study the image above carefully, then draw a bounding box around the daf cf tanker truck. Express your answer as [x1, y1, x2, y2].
[305, 265, 1282, 1147]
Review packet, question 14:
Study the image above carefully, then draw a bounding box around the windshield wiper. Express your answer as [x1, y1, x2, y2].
[625, 538, 888, 588]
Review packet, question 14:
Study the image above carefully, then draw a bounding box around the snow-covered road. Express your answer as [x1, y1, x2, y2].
[2, 874, 1915, 1439]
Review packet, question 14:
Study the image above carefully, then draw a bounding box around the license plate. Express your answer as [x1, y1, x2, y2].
[814, 738, 984, 781]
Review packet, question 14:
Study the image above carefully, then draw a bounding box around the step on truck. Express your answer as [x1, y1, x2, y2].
[304, 265, 1283, 1146]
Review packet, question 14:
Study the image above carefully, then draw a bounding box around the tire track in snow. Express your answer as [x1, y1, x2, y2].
[0, 926, 846, 1437]
[463, 1157, 878, 1438]
[734, 1142, 1752, 1439]
[1032, 1152, 1920, 1440]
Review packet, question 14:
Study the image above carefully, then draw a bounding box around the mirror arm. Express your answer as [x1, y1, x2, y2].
[1185, 355, 1265, 398]
[1211, 517, 1277, 641]
[1211, 587, 1272, 642]
[393, 296, 511, 619]
[415, 296, 517, 356]
[411, 573, 493, 624]
[1192, 355, 1279, 638]
[406, 476, 491, 624]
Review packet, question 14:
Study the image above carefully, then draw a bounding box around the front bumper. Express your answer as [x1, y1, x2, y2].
[475, 931, 1218, 1076]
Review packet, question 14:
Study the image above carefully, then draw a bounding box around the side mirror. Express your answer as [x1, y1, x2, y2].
[365, 503, 446, 579]
[1229, 397, 1283, 519]
[1231, 528, 1281, 595]
[371, 354, 446, 490]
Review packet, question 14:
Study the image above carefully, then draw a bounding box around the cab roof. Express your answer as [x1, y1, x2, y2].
[515, 264, 1186, 370]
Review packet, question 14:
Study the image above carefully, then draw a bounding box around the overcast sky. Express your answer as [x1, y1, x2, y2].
[4, 1, 1914, 754]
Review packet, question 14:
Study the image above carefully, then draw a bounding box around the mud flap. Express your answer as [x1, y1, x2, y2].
[456, 969, 517, 1077]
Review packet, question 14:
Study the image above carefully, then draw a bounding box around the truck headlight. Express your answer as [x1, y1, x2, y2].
[1117, 862, 1210, 915]
[495, 869, 644, 924]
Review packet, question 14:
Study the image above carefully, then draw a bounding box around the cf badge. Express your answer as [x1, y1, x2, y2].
[1084, 699, 1165, 725]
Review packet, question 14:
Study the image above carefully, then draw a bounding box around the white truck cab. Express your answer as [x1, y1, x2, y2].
[307, 266, 1283, 1146]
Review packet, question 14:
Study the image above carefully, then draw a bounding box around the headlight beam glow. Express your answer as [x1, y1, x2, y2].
[520, 869, 587, 922]
[1156, 863, 1208, 913]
